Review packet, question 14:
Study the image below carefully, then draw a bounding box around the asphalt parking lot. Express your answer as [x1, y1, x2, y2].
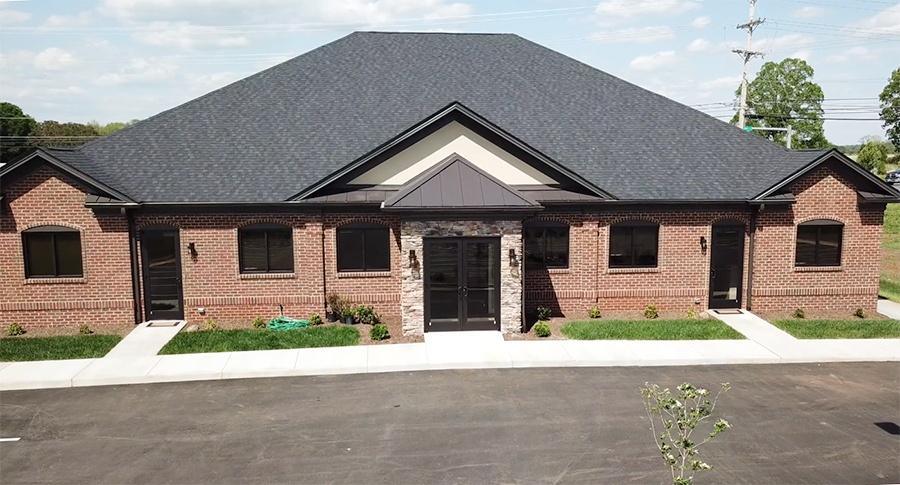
[1, 362, 898, 484]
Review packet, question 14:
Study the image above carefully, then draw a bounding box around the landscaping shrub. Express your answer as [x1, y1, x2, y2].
[6, 322, 25, 337]
[536, 306, 552, 321]
[793, 308, 806, 319]
[588, 305, 602, 319]
[327, 292, 349, 319]
[644, 304, 659, 319]
[78, 324, 93, 335]
[309, 313, 323, 326]
[853, 308, 866, 319]
[203, 319, 219, 331]
[686, 307, 698, 319]
[370, 323, 389, 341]
[534, 321, 551, 338]
[252, 317, 266, 329]
[352, 305, 380, 325]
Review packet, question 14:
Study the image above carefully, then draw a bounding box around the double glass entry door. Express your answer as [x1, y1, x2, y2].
[424, 238, 501, 332]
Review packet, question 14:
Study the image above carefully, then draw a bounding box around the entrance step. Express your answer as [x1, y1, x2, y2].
[423, 331, 510, 369]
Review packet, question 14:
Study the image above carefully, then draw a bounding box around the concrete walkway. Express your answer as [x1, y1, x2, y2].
[104, 320, 186, 358]
[0, 312, 897, 391]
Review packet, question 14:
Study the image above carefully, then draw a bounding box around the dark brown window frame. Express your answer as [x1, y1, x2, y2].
[523, 222, 570, 270]
[238, 223, 294, 274]
[609, 221, 659, 268]
[22, 226, 83, 278]
[795, 220, 843, 267]
[337, 223, 391, 272]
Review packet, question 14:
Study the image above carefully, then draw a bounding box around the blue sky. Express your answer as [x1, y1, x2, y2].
[1, 0, 898, 145]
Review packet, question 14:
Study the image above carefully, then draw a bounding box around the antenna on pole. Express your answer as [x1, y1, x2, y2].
[733, 0, 765, 129]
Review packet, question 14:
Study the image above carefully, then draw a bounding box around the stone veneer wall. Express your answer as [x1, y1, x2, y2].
[400, 220, 523, 335]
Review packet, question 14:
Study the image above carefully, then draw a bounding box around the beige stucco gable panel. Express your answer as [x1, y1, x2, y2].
[349, 121, 557, 186]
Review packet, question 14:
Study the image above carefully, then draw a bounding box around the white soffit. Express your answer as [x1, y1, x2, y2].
[349, 121, 557, 186]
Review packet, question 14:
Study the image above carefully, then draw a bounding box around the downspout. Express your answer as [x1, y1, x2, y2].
[746, 205, 759, 311]
[321, 209, 328, 314]
[126, 209, 142, 324]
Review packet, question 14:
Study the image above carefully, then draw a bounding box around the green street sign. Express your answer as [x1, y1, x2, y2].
[743, 126, 754, 132]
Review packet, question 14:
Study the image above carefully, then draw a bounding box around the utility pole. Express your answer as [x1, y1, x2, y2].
[733, 0, 765, 129]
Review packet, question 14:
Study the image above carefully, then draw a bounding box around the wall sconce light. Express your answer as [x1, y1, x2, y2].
[408, 249, 419, 270]
[700, 236, 707, 252]
[509, 248, 518, 266]
[187, 242, 198, 258]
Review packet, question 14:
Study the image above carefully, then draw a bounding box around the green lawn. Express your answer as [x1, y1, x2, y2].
[560, 319, 745, 340]
[0, 335, 122, 362]
[159, 325, 360, 354]
[881, 204, 900, 302]
[772, 319, 900, 339]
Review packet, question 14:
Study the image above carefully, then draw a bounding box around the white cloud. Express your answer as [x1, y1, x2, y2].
[687, 38, 711, 52]
[589, 26, 674, 44]
[792, 6, 826, 19]
[698, 75, 741, 91]
[40, 11, 93, 30]
[186, 71, 243, 91]
[747, 33, 816, 55]
[691, 16, 711, 28]
[595, 0, 699, 21]
[629, 50, 678, 71]
[100, 0, 472, 27]
[790, 49, 811, 61]
[848, 4, 900, 34]
[0, 7, 30, 24]
[826, 46, 877, 63]
[95, 58, 179, 86]
[33, 48, 77, 71]
[132, 23, 249, 48]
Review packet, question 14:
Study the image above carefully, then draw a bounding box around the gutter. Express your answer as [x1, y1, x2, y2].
[321, 209, 328, 316]
[126, 210, 143, 325]
[746, 205, 758, 311]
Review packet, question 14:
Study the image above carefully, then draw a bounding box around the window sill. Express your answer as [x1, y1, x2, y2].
[239, 273, 295, 280]
[526, 268, 570, 275]
[337, 271, 392, 278]
[794, 266, 842, 272]
[607, 267, 660, 274]
[25, 277, 87, 284]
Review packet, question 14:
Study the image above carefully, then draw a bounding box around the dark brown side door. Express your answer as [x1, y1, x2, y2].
[141, 228, 185, 321]
[708, 223, 745, 309]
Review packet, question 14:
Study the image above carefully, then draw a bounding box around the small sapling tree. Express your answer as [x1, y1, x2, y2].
[640, 382, 732, 485]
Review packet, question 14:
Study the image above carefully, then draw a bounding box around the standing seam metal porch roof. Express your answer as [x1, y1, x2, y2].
[7, 32, 851, 203]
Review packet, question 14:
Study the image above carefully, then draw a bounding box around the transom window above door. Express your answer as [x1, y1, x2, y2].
[523, 222, 569, 270]
[337, 223, 391, 272]
[22, 225, 83, 278]
[238, 223, 294, 273]
[609, 221, 659, 268]
[795, 219, 842, 267]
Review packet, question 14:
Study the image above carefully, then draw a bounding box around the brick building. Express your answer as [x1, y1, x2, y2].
[1, 32, 897, 334]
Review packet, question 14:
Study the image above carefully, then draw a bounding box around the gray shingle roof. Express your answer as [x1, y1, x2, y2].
[55, 32, 824, 203]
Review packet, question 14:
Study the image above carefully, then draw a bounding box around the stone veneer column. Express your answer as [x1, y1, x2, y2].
[400, 220, 523, 335]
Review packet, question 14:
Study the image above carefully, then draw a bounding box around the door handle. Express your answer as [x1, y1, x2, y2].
[458, 286, 468, 297]
[710, 269, 716, 279]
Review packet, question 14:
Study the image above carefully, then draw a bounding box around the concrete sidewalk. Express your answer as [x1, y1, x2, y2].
[1, 312, 897, 391]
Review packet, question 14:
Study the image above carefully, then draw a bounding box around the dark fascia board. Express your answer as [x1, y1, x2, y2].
[753, 148, 900, 200]
[382, 206, 543, 214]
[382, 152, 541, 209]
[0, 149, 137, 204]
[289, 102, 615, 202]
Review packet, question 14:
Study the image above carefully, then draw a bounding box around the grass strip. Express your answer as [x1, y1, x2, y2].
[772, 319, 900, 339]
[0, 334, 122, 362]
[159, 325, 360, 354]
[560, 319, 745, 340]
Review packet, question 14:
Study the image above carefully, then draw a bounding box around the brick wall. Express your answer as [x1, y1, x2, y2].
[0, 167, 133, 327]
[1, 160, 886, 329]
[752, 163, 882, 316]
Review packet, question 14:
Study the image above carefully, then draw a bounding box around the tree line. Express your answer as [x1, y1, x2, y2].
[0, 102, 139, 163]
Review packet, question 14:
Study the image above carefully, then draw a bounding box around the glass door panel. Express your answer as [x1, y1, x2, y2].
[142, 230, 184, 320]
[463, 240, 499, 330]
[709, 225, 744, 309]
[426, 240, 461, 331]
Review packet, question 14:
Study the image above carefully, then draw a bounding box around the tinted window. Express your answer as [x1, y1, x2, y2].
[609, 222, 658, 268]
[337, 224, 391, 272]
[796, 221, 842, 266]
[23, 228, 83, 278]
[239, 224, 293, 273]
[524, 223, 569, 270]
